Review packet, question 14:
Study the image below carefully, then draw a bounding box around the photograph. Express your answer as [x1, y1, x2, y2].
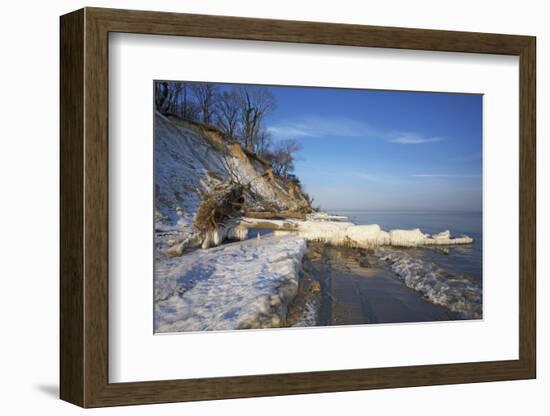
[153, 81, 483, 333]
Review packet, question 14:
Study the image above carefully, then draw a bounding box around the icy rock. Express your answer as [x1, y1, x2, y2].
[166, 242, 185, 257]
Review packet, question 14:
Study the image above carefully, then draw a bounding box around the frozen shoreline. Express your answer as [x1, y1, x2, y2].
[374, 247, 482, 319]
[154, 212, 476, 331]
[292, 243, 462, 326]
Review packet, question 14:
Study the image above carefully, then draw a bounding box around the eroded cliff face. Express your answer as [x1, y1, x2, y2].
[154, 112, 311, 252]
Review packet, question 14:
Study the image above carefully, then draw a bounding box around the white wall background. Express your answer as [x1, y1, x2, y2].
[0, 0, 545, 414]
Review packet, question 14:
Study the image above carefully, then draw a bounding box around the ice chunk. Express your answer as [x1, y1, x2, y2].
[306, 212, 349, 222]
[227, 225, 248, 241]
[389, 228, 429, 247]
[346, 224, 391, 247]
[432, 230, 451, 240]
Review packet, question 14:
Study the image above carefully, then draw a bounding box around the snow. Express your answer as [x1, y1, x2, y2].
[155, 114, 224, 225]
[155, 235, 307, 332]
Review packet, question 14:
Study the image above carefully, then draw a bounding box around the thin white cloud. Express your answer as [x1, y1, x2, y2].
[268, 116, 444, 145]
[267, 126, 315, 138]
[413, 173, 481, 178]
[352, 171, 414, 186]
[389, 133, 444, 144]
[414, 174, 456, 177]
[267, 116, 377, 140]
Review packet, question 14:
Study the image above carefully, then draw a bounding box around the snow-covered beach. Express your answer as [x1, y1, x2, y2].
[155, 235, 306, 332]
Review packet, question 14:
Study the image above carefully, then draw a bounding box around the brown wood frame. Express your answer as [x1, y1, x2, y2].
[60, 7, 536, 408]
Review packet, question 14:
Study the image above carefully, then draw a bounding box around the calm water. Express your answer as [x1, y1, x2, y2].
[333, 210, 483, 284]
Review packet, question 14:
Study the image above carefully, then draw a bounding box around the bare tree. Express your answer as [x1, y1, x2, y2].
[191, 83, 219, 125]
[255, 127, 273, 156]
[155, 81, 172, 113]
[215, 89, 241, 139]
[237, 87, 276, 152]
[169, 83, 184, 114]
[177, 85, 201, 121]
[266, 139, 302, 178]
[174, 83, 196, 120]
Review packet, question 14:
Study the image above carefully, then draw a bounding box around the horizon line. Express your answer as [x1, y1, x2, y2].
[325, 209, 483, 214]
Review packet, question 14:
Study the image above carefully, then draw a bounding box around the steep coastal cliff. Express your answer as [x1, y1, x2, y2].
[154, 111, 312, 254]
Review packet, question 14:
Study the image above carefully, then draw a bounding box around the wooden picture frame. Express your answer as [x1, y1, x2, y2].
[60, 7, 536, 408]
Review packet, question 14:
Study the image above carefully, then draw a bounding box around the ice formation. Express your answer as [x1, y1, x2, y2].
[242, 217, 473, 248]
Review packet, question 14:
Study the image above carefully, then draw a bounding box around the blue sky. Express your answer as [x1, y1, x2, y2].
[263, 86, 483, 212]
[209, 83, 483, 212]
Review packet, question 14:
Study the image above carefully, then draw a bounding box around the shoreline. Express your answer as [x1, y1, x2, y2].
[287, 242, 460, 328]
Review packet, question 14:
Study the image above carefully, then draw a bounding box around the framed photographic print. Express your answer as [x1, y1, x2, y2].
[60, 7, 536, 408]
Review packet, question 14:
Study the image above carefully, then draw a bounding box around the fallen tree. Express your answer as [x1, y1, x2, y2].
[194, 181, 249, 248]
[243, 210, 307, 220]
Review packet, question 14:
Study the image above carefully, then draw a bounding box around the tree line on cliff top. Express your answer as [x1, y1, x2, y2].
[155, 81, 302, 180]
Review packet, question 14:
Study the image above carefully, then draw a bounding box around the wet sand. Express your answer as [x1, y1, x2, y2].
[288, 243, 459, 327]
